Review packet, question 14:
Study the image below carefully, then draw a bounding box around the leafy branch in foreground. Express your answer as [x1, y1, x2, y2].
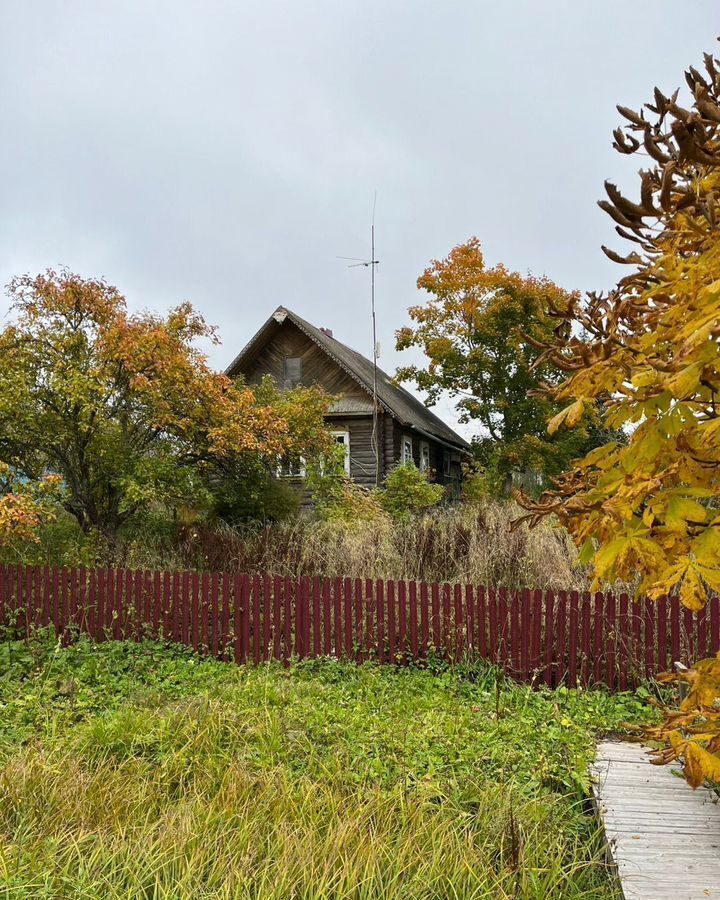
[517, 44, 720, 611]
[630, 655, 720, 789]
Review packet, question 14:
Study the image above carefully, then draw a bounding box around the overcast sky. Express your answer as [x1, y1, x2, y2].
[1, 1, 717, 435]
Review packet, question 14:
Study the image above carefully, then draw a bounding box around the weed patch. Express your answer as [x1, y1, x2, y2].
[0, 634, 654, 898]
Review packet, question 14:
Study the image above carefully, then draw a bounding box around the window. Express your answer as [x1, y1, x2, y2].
[284, 357, 303, 387]
[442, 450, 451, 477]
[402, 435, 413, 464]
[331, 430, 351, 475]
[277, 455, 305, 478]
[419, 441, 430, 473]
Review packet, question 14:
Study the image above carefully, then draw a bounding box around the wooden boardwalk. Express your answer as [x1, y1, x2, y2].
[591, 741, 720, 899]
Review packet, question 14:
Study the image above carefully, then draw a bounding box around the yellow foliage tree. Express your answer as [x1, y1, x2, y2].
[516, 44, 720, 790]
[518, 46, 720, 613]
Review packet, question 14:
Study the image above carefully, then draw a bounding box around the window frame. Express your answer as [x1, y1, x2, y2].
[402, 435, 414, 465]
[442, 450, 451, 477]
[419, 440, 430, 473]
[277, 455, 306, 478]
[283, 356, 303, 387]
[330, 429, 351, 475]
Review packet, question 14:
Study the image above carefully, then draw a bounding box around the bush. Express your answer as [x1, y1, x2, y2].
[377, 462, 444, 521]
[213, 466, 300, 526]
[461, 467, 490, 503]
[305, 448, 387, 525]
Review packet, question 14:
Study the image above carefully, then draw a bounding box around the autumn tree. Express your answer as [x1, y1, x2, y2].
[512, 44, 720, 792]
[0, 464, 63, 556]
[517, 46, 720, 613]
[0, 270, 330, 548]
[395, 239, 612, 493]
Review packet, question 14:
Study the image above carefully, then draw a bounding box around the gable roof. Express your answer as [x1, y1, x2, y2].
[226, 306, 471, 451]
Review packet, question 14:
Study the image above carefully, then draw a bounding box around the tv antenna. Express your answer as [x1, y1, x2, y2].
[337, 195, 380, 486]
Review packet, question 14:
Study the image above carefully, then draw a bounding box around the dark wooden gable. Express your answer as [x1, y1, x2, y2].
[240, 319, 370, 403]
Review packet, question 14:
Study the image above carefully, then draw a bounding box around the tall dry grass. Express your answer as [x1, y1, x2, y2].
[140, 500, 591, 590]
[0, 749, 614, 899]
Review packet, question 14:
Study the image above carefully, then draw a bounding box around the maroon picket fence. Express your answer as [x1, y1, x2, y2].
[0, 563, 716, 689]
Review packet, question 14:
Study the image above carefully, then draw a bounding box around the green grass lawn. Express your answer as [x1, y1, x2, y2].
[0, 633, 654, 899]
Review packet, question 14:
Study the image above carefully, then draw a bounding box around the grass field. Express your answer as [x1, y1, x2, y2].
[0, 633, 654, 899]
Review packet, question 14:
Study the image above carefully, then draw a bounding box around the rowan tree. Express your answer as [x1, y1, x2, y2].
[395, 239, 613, 492]
[0, 270, 330, 548]
[517, 46, 720, 613]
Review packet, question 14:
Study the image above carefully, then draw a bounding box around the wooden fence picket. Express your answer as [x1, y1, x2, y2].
[2, 562, 720, 689]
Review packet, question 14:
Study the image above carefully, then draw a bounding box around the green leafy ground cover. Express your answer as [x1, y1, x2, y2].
[0, 633, 653, 899]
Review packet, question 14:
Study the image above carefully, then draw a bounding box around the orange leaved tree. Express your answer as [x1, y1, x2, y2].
[395, 239, 613, 494]
[0, 270, 330, 549]
[0, 464, 63, 555]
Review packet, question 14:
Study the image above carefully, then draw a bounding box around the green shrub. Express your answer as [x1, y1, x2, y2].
[213, 466, 300, 525]
[306, 447, 386, 524]
[461, 467, 491, 503]
[378, 462, 444, 521]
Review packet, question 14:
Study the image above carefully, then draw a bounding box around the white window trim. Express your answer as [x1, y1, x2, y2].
[419, 441, 430, 473]
[402, 435, 414, 465]
[331, 430, 351, 475]
[442, 450, 451, 477]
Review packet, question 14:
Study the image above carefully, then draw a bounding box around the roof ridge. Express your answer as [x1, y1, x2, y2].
[302, 316, 467, 436]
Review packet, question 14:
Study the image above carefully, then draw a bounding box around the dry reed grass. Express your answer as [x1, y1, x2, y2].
[144, 500, 592, 590]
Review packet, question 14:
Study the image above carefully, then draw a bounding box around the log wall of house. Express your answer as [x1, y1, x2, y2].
[326, 415, 382, 489]
[240, 321, 390, 489]
[388, 420, 461, 491]
[237, 319, 463, 497]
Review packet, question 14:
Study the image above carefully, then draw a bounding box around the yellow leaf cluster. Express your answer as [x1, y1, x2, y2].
[637, 655, 720, 789]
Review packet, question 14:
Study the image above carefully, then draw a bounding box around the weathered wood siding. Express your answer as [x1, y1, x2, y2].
[387, 420, 460, 491]
[237, 319, 463, 496]
[240, 321, 389, 486]
[241, 320, 368, 403]
[326, 415, 382, 488]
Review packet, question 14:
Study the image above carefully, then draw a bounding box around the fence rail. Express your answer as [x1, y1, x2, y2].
[0, 564, 716, 689]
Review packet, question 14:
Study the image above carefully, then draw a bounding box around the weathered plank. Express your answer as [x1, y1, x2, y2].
[591, 740, 720, 899]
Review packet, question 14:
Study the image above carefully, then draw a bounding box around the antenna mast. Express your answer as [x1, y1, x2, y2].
[370, 200, 380, 488]
[338, 196, 380, 486]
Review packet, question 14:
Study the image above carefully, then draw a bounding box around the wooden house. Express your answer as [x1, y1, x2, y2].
[225, 306, 471, 492]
